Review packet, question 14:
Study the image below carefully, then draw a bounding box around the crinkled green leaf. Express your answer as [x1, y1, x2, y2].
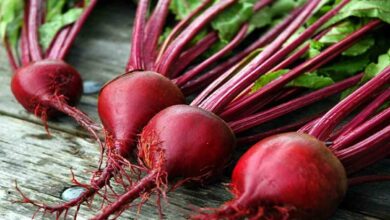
[306, 0, 337, 26]
[308, 20, 375, 57]
[0, 0, 23, 48]
[252, 69, 334, 92]
[46, 0, 66, 21]
[269, 0, 306, 17]
[288, 72, 334, 88]
[341, 49, 390, 98]
[319, 20, 362, 44]
[251, 69, 289, 92]
[308, 40, 326, 58]
[283, 0, 334, 45]
[363, 49, 390, 81]
[248, 0, 305, 34]
[317, 54, 371, 81]
[167, 0, 304, 59]
[38, 0, 85, 50]
[317, 29, 390, 83]
[39, 8, 82, 50]
[248, 6, 272, 33]
[211, 0, 256, 42]
[342, 36, 375, 56]
[328, 0, 390, 25]
[170, 0, 258, 42]
[169, 0, 204, 20]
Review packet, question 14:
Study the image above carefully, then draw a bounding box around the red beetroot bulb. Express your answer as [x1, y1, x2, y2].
[92, 105, 236, 220]
[11, 60, 83, 118]
[139, 104, 236, 179]
[195, 132, 347, 220]
[98, 71, 185, 158]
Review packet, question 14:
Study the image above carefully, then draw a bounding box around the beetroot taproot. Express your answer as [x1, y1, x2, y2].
[92, 105, 236, 219]
[195, 132, 347, 220]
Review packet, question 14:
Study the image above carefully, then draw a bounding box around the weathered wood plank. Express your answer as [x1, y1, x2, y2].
[340, 160, 390, 219]
[0, 114, 231, 219]
[332, 209, 380, 220]
[0, 114, 389, 220]
[0, 0, 389, 219]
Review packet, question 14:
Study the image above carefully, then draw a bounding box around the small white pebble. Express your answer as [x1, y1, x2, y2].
[61, 186, 86, 201]
[83, 81, 103, 94]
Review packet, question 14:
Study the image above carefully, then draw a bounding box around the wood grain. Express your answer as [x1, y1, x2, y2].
[0, 0, 388, 219]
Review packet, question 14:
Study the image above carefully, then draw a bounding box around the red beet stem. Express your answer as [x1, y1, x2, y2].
[174, 24, 249, 86]
[126, 0, 149, 71]
[91, 171, 159, 220]
[48, 98, 101, 145]
[272, 88, 302, 104]
[4, 37, 19, 70]
[185, 6, 301, 98]
[196, 0, 324, 112]
[171, 32, 218, 78]
[213, 20, 380, 116]
[271, 27, 331, 72]
[21, 0, 31, 66]
[335, 124, 390, 174]
[143, 0, 172, 69]
[156, 0, 236, 76]
[309, 66, 390, 140]
[157, 0, 213, 61]
[330, 89, 390, 141]
[198, 0, 348, 113]
[47, 26, 71, 59]
[228, 20, 375, 122]
[221, 27, 329, 119]
[21, 2, 31, 66]
[58, 0, 98, 59]
[171, 0, 272, 83]
[219, 26, 329, 119]
[237, 113, 321, 145]
[224, 89, 284, 121]
[348, 175, 390, 186]
[331, 106, 390, 151]
[229, 74, 362, 133]
[28, 0, 43, 61]
[226, 87, 302, 120]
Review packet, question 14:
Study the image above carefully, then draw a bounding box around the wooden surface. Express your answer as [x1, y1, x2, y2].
[0, 1, 389, 219]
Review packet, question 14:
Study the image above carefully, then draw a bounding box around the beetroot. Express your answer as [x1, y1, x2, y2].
[3, 0, 99, 137]
[139, 105, 235, 178]
[11, 60, 84, 120]
[98, 71, 185, 158]
[17, 0, 386, 219]
[18, 0, 263, 216]
[91, 1, 384, 218]
[193, 66, 390, 219]
[195, 132, 347, 220]
[92, 105, 236, 219]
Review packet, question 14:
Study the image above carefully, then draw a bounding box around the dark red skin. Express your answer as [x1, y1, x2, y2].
[139, 104, 236, 179]
[229, 132, 347, 220]
[91, 105, 236, 220]
[98, 71, 185, 158]
[11, 60, 83, 118]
